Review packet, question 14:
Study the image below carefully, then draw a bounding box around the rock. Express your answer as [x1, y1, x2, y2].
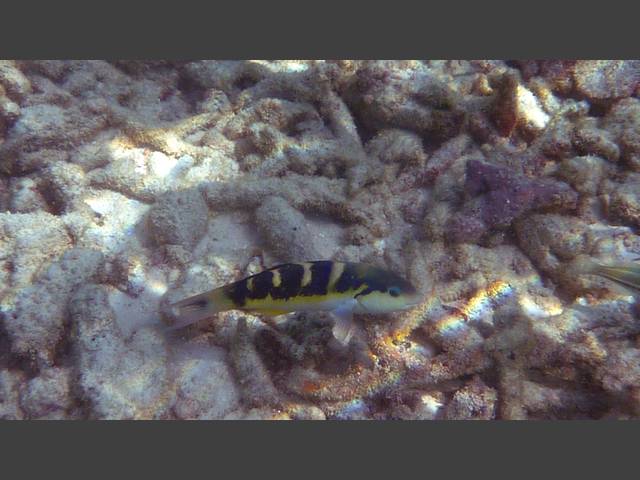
[572, 119, 620, 163]
[444, 377, 497, 419]
[289, 404, 326, 420]
[17, 60, 71, 82]
[574, 60, 640, 101]
[0, 60, 32, 102]
[229, 318, 280, 408]
[0, 176, 8, 212]
[69, 134, 115, 171]
[70, 284, 170, 419]
[0, 96, 20, 132]
[88, 149, 191, 202]
[4, 103, 105, 152]
[556, 156, 607, 195]
[538, 60, 575, 95]
[19, 367, 73, 419]
[40, 161, 87, 214]
[0, 369, 26, 419]
[0, 211, 71, 291]
[515, 214, 590, 274]
[78, 189, 149, 256]
[255, 196, 326, 262]
[4, 248, 104, 369]
[2, 149, 70, 176]
[182, 61, 267, 94]
[171, 343, 240, 419]
[446, 160, 578, 243]
[490, 72, 550, 138]
[595, 343, 640, 395]
[603, 178, 640, 229]
[8, 176, 48, 213]
[148, 188, 208, 249]
[345, 61, 464, 142]
[224, 407, 291, 420]
[603, 98, 640, 171]
[365, 129, 427, 166]
[421, 134, 473, 186]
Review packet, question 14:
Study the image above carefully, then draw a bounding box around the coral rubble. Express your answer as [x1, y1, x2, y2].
[1, 60, 639, 419]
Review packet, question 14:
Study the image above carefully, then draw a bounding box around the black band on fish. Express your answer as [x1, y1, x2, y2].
[300, 261, 332, 296]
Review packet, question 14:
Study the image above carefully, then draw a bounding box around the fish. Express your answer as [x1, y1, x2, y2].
[573, 255, 640, 295]
[163, 261, 423, 345]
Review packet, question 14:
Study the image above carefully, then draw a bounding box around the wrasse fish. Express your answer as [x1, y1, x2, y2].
[574, 255, 640, 295]
[164, 261, 423, 345]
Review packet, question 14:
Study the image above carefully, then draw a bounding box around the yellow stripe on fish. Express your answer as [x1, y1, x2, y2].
[300, 262, 313, 288]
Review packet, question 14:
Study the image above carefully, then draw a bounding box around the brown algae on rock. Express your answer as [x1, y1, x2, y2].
[0, 60, 639, 419]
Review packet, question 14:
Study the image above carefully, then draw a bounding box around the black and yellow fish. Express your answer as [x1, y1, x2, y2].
[164, 261, 422, 345]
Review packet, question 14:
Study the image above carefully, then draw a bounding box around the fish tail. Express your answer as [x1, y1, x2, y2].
[163, 288, 224, 330]
[572, 255, 639, 294]
[592, 265, 639, 292]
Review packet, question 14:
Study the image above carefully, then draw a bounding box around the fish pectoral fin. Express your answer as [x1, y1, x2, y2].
[331, 308, 356, 346]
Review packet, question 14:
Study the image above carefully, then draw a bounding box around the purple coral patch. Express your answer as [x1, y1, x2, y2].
[447, 160, 578, 243]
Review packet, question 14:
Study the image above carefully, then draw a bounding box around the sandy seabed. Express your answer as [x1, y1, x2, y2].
[1, 60, 639, 419]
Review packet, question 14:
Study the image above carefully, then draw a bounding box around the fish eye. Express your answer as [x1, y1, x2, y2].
[388, 286, 400, 297]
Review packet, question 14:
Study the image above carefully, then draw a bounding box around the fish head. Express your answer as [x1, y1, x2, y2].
[354, 272, 423, 313]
